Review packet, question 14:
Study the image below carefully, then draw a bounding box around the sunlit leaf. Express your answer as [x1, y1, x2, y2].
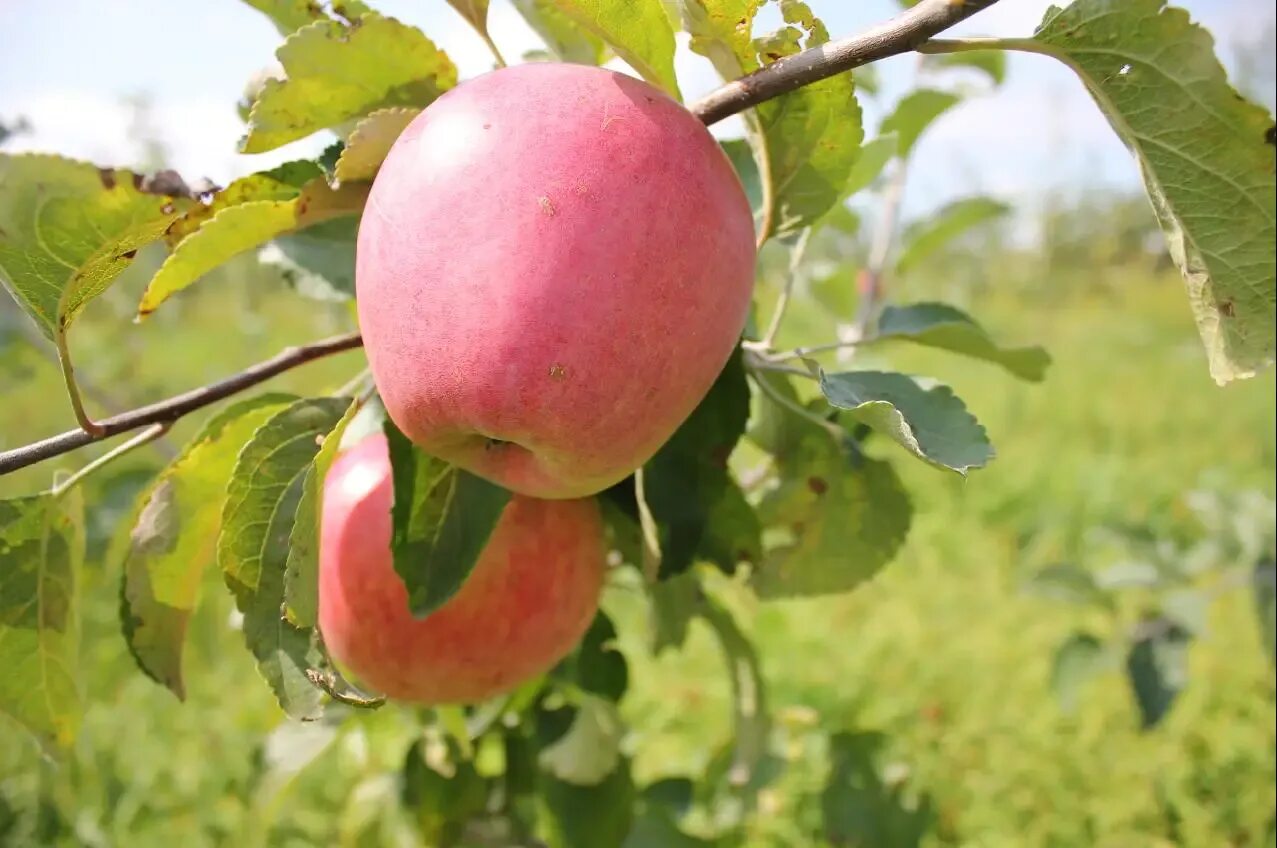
[543, 0, 679, 97]
[334, 107, 420, 185]
[1022, 0, 1276, 384]
[0, 154, 191, 339]
[512, 0, 608, 64]
[0, 489, 84, 749]
[138, 173, 366, 315]
[121, 394, 296, 699]
[242, 14, 457, 153]
[819, 370, 993, 473]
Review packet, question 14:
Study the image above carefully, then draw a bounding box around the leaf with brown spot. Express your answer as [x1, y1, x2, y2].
[0, 154, 194, 340]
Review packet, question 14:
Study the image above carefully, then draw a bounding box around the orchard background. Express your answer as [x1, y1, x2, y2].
[1, 0, 1275, 846]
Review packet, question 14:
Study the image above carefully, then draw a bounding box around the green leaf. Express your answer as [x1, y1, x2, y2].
[536, 705, 636, 847]
[333, 107, 420, 185]
[822, 731, 934, 847]
[840, 133, 897, 199]
[512, 0, 608, 65]
[819, 370, 993, 473]
[219, 397, 350, 719]
[242, 14, 458, 154]
[721, 139, 763, 219]
[1051, 631, 1108, 712]
[138, 173, 366, 315]
[383, 421, 512, 618]
[757, 71, 863, 236]
[0, 154, 191, 339]
[283, 396, 363, 629]
[1252, 558, 1275, 665]
[642, 349, 753, 578]
[263, 216, 358, 302]
[1126, 617, 1191, 729]
[755, 435, 912, 598]
[895, 197, 1010, 274]
[879, 89, 960, 157]
[547, 0, 680, 98]
[538, 694, 624, 785]
[925, 49, 1007, 85]
[1025, 0, 1276, 384]
[700, 596, 769, 790]
[875, 302, 1051, 382]
[401, 737, 489, 844]
[556, 612, 628, 702]
[0, 490, 84, 750]
[649, 570, 699, 654]
[120, 393, 296, 699]
[1023, 562, 1113, 609]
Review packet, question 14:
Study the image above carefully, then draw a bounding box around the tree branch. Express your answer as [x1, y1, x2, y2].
[0, 332, 362, 475]
[688, 0, 1001, 125]
[0, 0, 1003, 478]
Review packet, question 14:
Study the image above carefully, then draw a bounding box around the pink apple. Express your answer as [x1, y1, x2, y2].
[318, 433, 605, 704]
[356, 62, 756, 498]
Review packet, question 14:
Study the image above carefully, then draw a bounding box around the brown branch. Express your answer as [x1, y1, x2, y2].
[0, 332, 362, 475]
[0, 0, 1003, 478]
[688, 0, 1001, 125]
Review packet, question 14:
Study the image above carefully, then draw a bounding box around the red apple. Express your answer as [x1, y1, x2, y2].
[318, 433, 605, 704]
[356, 62, 756, 499]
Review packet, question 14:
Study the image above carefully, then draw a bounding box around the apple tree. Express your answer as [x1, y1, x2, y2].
[0, 0, 1273, 844]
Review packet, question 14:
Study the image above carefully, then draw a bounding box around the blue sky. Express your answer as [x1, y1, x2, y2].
[2, 0, 1273, 224]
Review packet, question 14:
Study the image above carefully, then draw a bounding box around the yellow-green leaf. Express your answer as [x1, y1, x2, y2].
[1023, 0, 1276, 384]
[548, 0, 680, 98]
[242, 14, 457, 154]
[334, 107, 421, 185]
[0, 489, 84, 750]
[0, 154, 191, 339]
[120, 394, 297, 700]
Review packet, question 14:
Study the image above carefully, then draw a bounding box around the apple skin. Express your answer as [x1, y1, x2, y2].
[318, 433, 605, 705]
[356, 62, 756, 499]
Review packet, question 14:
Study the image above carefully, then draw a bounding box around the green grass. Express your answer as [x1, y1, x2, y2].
[1, 262, 1274, 846]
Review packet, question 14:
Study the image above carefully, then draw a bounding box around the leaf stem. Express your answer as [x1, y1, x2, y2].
[50, 422, 169, 498]
[479, 29, 508, 69]
[748, 370, 843, 442]
[748, 113, 777, 249]
[633, 467, 662, 584]
[55, 326, 106, 437]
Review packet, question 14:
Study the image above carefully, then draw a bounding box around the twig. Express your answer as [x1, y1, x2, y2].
[754, 229, 812, 351]
[1, 0, 1005, 477]
[0, 332, 363, 475]
[50, 423, 169, 497]
[764, 339, 862, 364]
[748, 370, 842, 443]
[688, 0, 1001, 125]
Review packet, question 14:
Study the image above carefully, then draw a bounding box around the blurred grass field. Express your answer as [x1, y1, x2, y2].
[1, 242, 1274, 846]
